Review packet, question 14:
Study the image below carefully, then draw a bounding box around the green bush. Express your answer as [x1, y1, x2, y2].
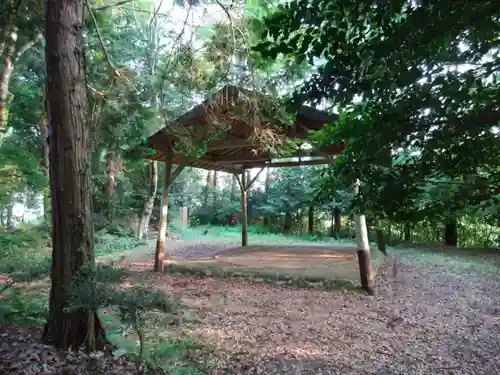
[0, 225, 51, 290]
[0, 224, 50, 255]
[0, 287, 48, 324]
[95, 223, 146, 258]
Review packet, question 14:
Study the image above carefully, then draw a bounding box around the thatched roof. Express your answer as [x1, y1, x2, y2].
[144, 85, 344, 173]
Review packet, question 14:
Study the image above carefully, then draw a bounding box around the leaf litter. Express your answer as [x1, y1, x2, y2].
[2, 245, 500, 375]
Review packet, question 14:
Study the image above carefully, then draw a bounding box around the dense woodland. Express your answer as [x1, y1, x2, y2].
[0, 0, 499, 373]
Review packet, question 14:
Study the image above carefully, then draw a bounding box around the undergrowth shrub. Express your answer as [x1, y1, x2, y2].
[0, 224, 51, 296]
[95, 224, 146, 256]
[68, 263, 204, 374]
[0, 287, 49, 324]
[0, 224, 50, 254]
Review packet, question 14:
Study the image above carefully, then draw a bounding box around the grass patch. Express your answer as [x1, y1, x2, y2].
[179, 225, 357, 246]
[95, 226, 147, 260]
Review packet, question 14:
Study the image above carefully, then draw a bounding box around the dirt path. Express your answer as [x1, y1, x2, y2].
[127, 254, 500, 375]
[137, 234, 239, 260]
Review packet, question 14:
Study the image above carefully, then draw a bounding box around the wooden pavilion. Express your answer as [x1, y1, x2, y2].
[144, 85, 374, 293]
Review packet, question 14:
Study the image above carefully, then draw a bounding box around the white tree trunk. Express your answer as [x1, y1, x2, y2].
[137, 160, 157, 239]
[353, 180, 375, 294]
[353, 180, 369, 249]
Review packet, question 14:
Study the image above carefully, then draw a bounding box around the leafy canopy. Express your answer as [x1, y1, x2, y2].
[254, 0, 500, 220]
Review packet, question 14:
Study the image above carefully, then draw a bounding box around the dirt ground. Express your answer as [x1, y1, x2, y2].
[2, 240, 500, 375]
[122, 242, 500, 375]
[166, 244, 366, 282]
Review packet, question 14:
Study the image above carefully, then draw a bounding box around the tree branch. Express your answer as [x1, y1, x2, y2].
[14, 32, 44, 62]
[92, 0, 135, 11]
[85, 0, 122, 78]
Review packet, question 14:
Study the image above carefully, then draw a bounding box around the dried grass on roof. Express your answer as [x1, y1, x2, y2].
[166, 86, 291, 153]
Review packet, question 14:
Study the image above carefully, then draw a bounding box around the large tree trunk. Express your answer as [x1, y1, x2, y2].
[41, 117, 50, 222]
[43, 0, 106, 350]
[137, 160, 158, 239]
[444, 218, 458, 247]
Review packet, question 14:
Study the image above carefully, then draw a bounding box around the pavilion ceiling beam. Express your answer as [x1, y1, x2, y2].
[211, 156, 271, 164]
[151, 138, 256, 154]
[245, 158, 336, 168]
[208, 149, 338, 164]
[207, 139, 257, 151]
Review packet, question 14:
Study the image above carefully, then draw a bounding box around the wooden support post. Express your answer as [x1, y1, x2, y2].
[353, 180, 375, 294]
[234, 168, 264, 247]
[180, 206, 188, 227]
[154, 151, 185, 272]
[240, 171, 248, 247]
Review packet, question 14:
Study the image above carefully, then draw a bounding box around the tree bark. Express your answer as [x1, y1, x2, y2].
[42, 0, 106, 350]
[329, 211, 334, 237]
[333, 206, 341, 238]
[308, 205, 314, 234]
[137, 160, 157, 239]
[41, 117, 50, 222]
[444, 218, 458, 247]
